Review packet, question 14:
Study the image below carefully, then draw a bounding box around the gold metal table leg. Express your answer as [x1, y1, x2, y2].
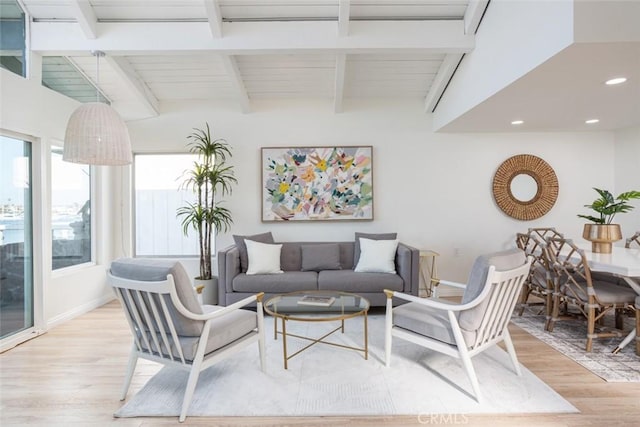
[281, 317, 288, 370]
[364, 310, 369, 360]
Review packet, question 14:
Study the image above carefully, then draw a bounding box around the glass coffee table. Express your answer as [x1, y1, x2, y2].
[264, 290, 370, 369]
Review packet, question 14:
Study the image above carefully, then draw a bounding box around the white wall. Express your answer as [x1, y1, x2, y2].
[433, 0, 575, 131]
[614, 126, 640, 237]
[0, 69, 119, 328]
[128, 98, 617, 284]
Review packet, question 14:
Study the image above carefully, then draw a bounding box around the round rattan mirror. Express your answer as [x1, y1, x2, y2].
[492, 154, 558, 221]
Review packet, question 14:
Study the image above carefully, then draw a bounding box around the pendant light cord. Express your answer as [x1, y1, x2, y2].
[92, 50, 105, 103]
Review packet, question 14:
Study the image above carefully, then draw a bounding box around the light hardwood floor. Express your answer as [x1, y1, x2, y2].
[1, 301, 639, 426]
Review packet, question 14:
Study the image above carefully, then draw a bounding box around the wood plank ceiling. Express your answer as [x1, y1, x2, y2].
[20, 0, 483, 120]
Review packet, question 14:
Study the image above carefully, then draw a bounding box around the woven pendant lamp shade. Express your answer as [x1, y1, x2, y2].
[63, 102, 132, 165]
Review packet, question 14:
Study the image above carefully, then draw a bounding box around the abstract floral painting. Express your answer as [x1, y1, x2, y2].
[262, 146, 373, 221]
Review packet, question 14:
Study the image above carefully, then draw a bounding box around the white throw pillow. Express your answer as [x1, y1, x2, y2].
[354, 238, 399, 274]
[245, 239, 284, 275]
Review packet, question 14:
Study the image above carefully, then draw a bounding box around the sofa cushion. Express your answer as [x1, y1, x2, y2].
[233, 232, 275, 273]
[354, 238, 399, 273]
[301, 244, 342, 271]
[245, 240, 283, 275]
[318, 270, 403, 292]
[354, 232, 397, 265]
[233, 271, 318, 293]
[280, 242, 304, 271]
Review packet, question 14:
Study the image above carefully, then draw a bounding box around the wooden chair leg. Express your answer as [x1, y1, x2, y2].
[517, 286, 530, 316]
[636, 306, 640, 356]
[615, 308, 624, 330]
[547, 291, 561, 332]
[586, 304, 596, 352]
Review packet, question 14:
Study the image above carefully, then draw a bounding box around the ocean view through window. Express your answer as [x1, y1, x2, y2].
[0, 134, 33, 340]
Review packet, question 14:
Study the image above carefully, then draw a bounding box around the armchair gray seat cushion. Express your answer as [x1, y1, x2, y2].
[175, 307, 258, 361]
[393, 301, 458, 345]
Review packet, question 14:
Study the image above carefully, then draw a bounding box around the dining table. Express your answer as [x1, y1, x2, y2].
[576, 243, 640, 353]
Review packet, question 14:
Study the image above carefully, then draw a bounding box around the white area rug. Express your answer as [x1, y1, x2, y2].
[511, 310, 640, 382]
[115, 315, 577, 418]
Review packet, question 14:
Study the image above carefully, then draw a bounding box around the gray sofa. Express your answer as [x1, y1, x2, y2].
[217, 238, 420, 307]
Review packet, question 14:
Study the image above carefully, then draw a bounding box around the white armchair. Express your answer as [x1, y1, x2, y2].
[384, 249, 532, 403]
[108, 258, 266, 422]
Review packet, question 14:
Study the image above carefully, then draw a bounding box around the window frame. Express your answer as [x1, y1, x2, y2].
[49, 142, 96, 275]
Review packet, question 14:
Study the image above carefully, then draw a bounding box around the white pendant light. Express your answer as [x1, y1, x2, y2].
[63, 51, 132, 165]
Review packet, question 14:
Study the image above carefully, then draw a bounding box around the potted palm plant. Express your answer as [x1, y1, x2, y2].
[578, 188, 640, 253]
[177, 123, 237, 304]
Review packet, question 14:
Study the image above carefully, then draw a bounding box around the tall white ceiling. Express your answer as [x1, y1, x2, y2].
[17, 0, 640, 132]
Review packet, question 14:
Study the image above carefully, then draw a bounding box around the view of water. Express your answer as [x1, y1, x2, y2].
[0, 214, 82, 245]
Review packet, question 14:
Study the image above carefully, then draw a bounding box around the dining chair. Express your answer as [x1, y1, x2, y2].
[516, 229, 559, 327]
[384, 248, 532, 402]
[545, 237, 637, 351]
[108, 258, 266, 422]
[626, 231, 640, 248]
[636, 296, 640, 355]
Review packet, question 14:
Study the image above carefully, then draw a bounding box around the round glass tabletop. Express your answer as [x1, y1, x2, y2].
[264, 290, 370, 321]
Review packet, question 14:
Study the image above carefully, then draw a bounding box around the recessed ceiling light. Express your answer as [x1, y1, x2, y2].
[585, 119, 599, 124]
[605, 77, 627, 85]
[511, 120, 524, 125]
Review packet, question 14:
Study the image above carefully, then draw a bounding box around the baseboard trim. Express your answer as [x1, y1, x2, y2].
[46, 293, 116, 330]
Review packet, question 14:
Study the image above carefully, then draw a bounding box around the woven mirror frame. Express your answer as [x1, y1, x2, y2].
[493, 154, 559, 221]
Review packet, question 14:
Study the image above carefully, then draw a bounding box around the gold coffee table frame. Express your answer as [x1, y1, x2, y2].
[264, 290, 370, 369]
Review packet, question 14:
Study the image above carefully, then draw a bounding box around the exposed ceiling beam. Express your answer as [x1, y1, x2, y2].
[464, 0, 490, 35]
[104, 56, 159, 117]
[334, 54, 347, 113]
[220, 55, 250, 113]
[203, 0, 223, 38]
[68, 0, 98, 39]
[31, 21, 474, 55]
[424, 53, 463, 113]
[338, 0, 351, 37]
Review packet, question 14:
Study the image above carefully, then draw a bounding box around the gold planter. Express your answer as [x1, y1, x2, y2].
[582, 224, 622, 253]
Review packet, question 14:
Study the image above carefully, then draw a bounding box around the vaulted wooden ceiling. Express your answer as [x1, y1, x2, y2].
[20, 0, 483, 119]
[13, 1, 640, 132]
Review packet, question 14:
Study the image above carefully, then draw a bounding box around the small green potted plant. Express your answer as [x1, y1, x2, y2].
[578, 188, 640, 253]
[177, 123, 237, 303]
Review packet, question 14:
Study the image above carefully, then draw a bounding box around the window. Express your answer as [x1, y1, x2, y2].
[0, 0, 26, 77]
[51, 147, 92, 269]
[0, 134, 33, 339]
[134, 154, 199, 257]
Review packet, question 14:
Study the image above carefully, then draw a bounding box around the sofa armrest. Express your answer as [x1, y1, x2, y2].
[217, 245, 241, 306]
[396, 242, 419, 296]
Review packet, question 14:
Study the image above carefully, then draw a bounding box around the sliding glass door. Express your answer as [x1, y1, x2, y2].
[0, 135, 33, 339]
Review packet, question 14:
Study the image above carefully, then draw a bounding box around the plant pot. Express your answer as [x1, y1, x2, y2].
[194, 277, 218, 305]
[582, 224, 622, 254]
